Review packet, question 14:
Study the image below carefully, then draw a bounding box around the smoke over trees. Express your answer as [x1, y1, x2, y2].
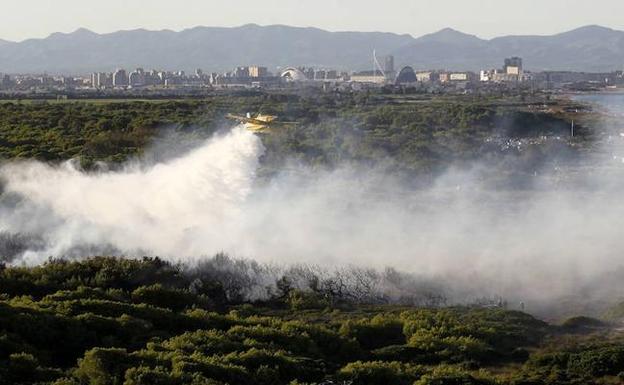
[0, 92, 621, 317]
[0, 256, 622, 384]
[0, 89, 623, 383]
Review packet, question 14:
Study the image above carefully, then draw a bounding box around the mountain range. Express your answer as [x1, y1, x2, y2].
[0, 24, 623, 75]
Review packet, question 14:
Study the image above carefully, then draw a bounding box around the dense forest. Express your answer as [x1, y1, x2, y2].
[0, 256, 624, 385]
[0, 92, 589, 176]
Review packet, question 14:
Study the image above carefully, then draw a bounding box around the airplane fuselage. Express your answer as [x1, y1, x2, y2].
[226, 113, 280, 133]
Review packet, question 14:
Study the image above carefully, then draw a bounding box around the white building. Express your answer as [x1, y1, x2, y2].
[416, 71, 436, 82]
[450, 73, 469, 81]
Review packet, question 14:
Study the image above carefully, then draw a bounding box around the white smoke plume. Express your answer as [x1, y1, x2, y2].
[0, 126, 263, 263]
[1, 105, 624, 317]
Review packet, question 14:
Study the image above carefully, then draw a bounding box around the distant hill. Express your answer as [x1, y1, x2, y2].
[0, 24, 623, 74]
[395, 25, 624, 72]
[0, 24, 413, 75]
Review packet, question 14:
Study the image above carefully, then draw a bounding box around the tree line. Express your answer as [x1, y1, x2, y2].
[0, 93, 585, 177]
[0, 256, 622, 384]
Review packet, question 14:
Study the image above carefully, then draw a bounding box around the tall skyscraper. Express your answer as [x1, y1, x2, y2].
[91, 72, 110, 88]
[112, 69, 128, 86]
[384, 55, 395, 74]
[128, 68, 146, 86]
[384, 55, 396, 82]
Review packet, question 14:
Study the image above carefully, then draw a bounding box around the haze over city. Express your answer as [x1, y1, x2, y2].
[2, 0, 624, 41]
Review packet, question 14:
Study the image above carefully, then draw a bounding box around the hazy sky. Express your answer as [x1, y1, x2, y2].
[1, 0, 624, 42]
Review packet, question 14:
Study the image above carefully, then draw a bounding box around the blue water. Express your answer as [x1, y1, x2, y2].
[573, 93, 624, 115]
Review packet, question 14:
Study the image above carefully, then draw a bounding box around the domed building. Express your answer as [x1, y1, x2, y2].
[395, 66, 417, 84]
[280, 67, 308, 82]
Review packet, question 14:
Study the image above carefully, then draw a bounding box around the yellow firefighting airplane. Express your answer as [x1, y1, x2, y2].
[226, 113, 293, 133]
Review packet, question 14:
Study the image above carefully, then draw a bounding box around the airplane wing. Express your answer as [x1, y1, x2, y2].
[226, 113, 292, 133]
[255, 114, 277, 123]
[226, 114, 272, 125]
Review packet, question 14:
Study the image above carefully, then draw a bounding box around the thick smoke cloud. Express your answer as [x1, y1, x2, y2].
[0, 127, 262, 262]
[1, 99, 624, 317]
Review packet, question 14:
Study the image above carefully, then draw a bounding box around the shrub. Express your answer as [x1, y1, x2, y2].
[123, 366, 180, 385]
[339, 315, 405, 350]
[567, 345, 624, 378]
[131, 284, 202, 312]
[370, 345, 427, 363]
[337, 360, 425, 385]
[161, 330, 244, 356]
[4, 352, 62, 383]
[75, 348, 133, 385]
[223, 348, 322, 384]
[281, 321, 362, 361]
[286, 290, 329, 311]
[560, 316, 607, 330]
[226, 325, 316, 355]
[170, 355, 249, 385]
[414, 366, 496, 385]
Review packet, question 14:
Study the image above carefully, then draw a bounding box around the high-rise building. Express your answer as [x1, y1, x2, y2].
[102, 73, 113, 87]
[62, 77, 75, 86]
[383, 55, 396, 81]
[91, 72, 111, 88]
[112, 69, 128, 86]
[39, 75, 54, 86]
[248, 66, 268, 78]
[234, 67, 249, 78]
[504, 57, 523, 75]
[325, 70, 338, 80]
[314, 70, 326, 81]
[303, 68, 315, 80]
[384, 55, 395, 74]
[143, 70, 161, 86]
[129, 68, 146, 87]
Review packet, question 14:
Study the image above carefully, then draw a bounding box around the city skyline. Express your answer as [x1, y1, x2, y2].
[2, 0, 624, 42]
